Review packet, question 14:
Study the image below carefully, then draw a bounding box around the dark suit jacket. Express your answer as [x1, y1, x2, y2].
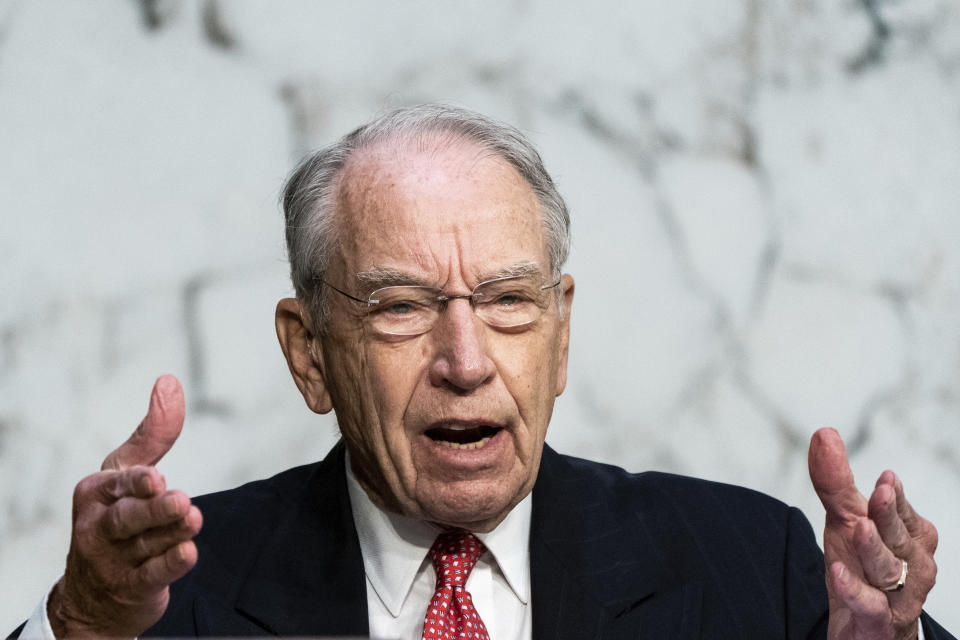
[13, 442, 952, 639]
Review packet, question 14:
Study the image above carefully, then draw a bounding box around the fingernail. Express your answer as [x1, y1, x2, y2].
[163, 494, 179, 517]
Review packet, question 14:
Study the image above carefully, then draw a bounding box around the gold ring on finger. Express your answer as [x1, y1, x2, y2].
[882, 558, 908, 592]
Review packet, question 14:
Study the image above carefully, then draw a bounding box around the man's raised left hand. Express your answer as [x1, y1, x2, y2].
[809, 427, 939, 640]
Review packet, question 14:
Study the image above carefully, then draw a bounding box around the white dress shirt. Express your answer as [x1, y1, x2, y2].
[345, 458, 532, 640]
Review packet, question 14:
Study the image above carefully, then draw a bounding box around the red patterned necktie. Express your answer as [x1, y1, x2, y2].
[421, 530, 491, 640]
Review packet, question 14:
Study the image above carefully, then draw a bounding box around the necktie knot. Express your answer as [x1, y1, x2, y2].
[423, 531, 490, 640]
[429, 530, 485, 589]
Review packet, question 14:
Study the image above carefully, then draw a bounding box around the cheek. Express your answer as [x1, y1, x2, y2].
[324, 337, 372, 444]
[497, 334, 560, 424]
[365, 339, 432, 437]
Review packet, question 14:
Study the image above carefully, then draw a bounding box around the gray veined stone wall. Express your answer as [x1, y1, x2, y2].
[1, 0, 958, 631]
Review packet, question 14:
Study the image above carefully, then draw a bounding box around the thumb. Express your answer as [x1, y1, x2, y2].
[808, 427, 865, 522]
[101, 374, 185, 471]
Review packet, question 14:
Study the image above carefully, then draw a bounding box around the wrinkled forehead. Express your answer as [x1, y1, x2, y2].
[330, 137, 548, 282]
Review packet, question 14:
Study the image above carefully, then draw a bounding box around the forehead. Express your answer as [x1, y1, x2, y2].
[332, 138, 547, 282]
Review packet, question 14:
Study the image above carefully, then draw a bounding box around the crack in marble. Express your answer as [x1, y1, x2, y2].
[865, 282, 960, 484]
[850, 384, 902, 454]
[782, 261, 933, 303]
[471, 61, 514, 87]
[555, 84, 791, 455]
[134, 0, 236, 51]
[0, 422, 63, 539]
[733, 115, 759, 168]
[847, 0, 893, 74]
[701, 0, 763, 165]
[555, 89, 673, 180]
[933, 442, 960, 483]
[667, 361, 726, 420]
[733, 367, 806, 453]
[201, 0, 237, 51]
[747, 235, 782, 323]
[766, 267, 923, 457]
[278, 79, 328, 161]
[181, 275, 230, 417]
[552, 93, 726, 317]
[136, 0, 179, 32]
[709, 3, 784, 328]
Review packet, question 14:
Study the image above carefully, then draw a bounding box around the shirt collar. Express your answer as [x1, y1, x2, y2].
[345, 451, 531, 617]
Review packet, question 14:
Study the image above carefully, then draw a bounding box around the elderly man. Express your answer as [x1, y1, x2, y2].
[13, 105, 952, 639]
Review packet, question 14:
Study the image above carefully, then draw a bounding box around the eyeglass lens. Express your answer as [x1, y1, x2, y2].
[366, 277, 554, 336]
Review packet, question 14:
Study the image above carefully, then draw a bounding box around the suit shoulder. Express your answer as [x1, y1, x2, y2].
[559, 452, 787, 501]
[192, 460, 323, 517]
[549, 451, 799, 531]
[188, 457, 341, 563]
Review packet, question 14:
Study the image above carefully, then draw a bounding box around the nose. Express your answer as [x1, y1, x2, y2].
[427, 298, 496, 392]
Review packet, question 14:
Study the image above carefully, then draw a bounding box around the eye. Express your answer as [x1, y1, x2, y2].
[384, 301, 414, 315]
[474, 278, 543, 309]
[493, 292, 523, 306]
[369, 287, 435, 318]
[364, 286, 439, 336]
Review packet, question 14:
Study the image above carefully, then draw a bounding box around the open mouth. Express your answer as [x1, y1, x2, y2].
[425, 424, 502, 450]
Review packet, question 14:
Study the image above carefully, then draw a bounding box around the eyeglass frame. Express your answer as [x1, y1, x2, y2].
[318, 274, 563, 336]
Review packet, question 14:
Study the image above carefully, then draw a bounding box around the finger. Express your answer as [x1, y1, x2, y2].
[887, 474, 925, 542]
[133, 540, 198, 591]
[82, 466, 166, 505]
[124, 505, 203, 563]
[830, 562, 892, 634]
[98, 490, 192, 541]
[808, 428, 866, 523]
[102, 375, 185, 471]
[852, 517, 908, 591]
[867, 481, 912, 558]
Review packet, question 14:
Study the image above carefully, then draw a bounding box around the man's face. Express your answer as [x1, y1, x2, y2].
[316, 139, 573, 531]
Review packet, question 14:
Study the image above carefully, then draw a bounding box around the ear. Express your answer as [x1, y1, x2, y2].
[275, 298, 333, 414]
[554, 274, 574, 396]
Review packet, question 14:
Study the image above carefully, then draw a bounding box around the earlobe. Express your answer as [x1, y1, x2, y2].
[275, 298, 333, 414]
[555, 274, 574, 396]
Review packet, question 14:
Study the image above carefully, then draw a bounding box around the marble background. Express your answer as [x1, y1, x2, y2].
[1, 0, 958, 632]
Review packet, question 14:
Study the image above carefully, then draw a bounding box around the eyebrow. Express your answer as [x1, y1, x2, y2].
[354, 267, 432, 295]
[353, 261, 546, 295]
[479, 261, 544, 282]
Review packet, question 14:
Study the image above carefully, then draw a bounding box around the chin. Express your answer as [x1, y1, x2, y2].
[417, 478, 526, 532]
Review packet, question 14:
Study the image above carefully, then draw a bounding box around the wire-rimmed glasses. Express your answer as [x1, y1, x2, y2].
[322, 275, 562, 336]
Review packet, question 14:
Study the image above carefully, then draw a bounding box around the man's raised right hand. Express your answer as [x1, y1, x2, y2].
[46, 375, 203, 639]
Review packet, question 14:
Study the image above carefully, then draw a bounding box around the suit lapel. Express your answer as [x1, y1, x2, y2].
[221, 443, 705, 637]
[530, 445, 703, 640]
[233, 442, 369, 636]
